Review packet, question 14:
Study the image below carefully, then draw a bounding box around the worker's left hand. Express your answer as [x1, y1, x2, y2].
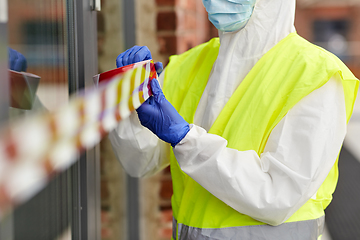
[116, 45, 163, 76]
[136, 79, 190, 147]
[8, 47, 27, 72]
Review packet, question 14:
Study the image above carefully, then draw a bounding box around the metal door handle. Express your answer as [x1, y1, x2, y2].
[91, 0, 101, 11]
[0, 0, 8, 23]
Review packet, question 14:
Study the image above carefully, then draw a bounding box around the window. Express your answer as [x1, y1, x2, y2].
[313, 19, 350, 61]
[0, 0, 100, 239]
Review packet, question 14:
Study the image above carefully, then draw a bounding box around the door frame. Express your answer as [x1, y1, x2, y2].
[68, 0, 101, 239]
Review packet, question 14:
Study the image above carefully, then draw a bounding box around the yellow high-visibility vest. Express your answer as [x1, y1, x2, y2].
[163, 32, 359, 240]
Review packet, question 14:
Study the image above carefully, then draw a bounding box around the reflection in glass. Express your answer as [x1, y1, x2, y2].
[7, 0, 79, 239]
[313, 20, 350, 61]
[8, 0, 68, 116]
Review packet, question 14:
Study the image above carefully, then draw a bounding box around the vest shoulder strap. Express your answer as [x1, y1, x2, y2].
[163, 38, 220, 123]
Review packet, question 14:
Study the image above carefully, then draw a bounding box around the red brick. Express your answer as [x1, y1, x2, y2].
[160, 178, 173, 199]
[157, 11, 177, 31]
[294, 8, 313, 41]
[160, 209, 173, 223]
[158, 35, 178, 55]
[311, 6, 351, 20]
[177, 9, 197, 31]
[164, 166, 171, 173]
[177, 34, 198, 54]
[346, 63, 360, 79]
[209, 22, 219, 39]
[159, 228, 173, 240]
[156, 0, 176, 6]
[186, 0, 197, 11]
[178, 0, 196, 11]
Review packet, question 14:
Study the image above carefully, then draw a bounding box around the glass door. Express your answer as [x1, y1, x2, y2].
[7, 0, 78, 239]
[0, 0, 100, 238]
[0, 0, 9, 123]
[0, 0, 11, 238]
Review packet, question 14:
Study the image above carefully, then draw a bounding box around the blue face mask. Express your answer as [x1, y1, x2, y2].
[202, 0, 256, 32]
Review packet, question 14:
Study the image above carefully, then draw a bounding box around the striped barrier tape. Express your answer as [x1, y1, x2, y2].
[0, 60, 157, 219]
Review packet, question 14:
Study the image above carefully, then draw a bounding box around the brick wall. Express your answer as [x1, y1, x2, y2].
[156, 0, 217, 63]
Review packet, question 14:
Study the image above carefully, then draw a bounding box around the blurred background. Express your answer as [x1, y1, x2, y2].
[0, 0, 359, 239]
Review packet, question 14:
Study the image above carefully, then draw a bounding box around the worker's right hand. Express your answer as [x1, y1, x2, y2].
[8, 47, 27, 72]
[116, 46, 163, 75]
[136, 79, 190, 147]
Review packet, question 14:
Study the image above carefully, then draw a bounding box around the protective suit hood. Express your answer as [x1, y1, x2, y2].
[194, 0, 296, 130]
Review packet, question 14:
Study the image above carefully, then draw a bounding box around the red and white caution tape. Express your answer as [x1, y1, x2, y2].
[0, 60, 157, 218]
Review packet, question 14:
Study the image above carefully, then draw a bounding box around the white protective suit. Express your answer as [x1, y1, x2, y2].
[109, 0, 347, 225]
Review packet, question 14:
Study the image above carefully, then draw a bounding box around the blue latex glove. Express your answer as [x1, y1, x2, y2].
[116, 46, 163, 76]
[8, 47, 27, 72]
[136, 79, 190, 147]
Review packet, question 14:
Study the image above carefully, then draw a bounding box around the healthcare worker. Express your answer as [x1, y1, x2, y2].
[109, 0, 359, 239]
